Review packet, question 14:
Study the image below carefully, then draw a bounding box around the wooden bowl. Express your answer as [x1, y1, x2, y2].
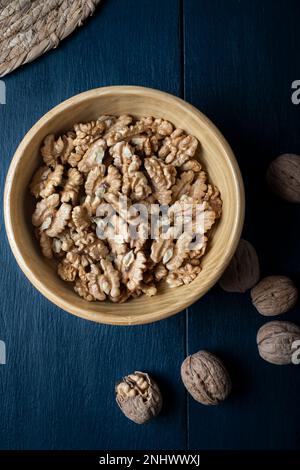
[4, 86, 245, 325]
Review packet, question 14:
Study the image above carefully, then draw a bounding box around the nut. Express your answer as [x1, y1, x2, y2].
[257, 321, 300, 365]
[251, 275, 298, 316]
[219, 239, 260, 293]
[181, 351, 231, 405]
[266, 153, 300, 203]
[30, 164, 63, 199]
[159, 128, 198, 166]
[115, 372, 162, 424]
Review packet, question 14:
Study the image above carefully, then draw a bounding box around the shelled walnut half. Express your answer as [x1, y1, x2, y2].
[251, 276, 298, 316]
[181, 351, 231, 405]
[257, 321, 300, 365]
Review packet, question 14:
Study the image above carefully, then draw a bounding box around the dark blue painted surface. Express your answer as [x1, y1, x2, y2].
[0, 0, 299, 450]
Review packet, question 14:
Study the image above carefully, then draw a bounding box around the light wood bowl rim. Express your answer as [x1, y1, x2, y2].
[4, 86, 245, 325]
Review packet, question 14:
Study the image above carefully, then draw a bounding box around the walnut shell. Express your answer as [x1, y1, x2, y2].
[251, 276, 298, 316]
[257, 321, 300, 365]
[181, 351, 231, 405]
[115, 371, 162, 424]
[219, 239, 260, 293]
[266, 153, 300, 203]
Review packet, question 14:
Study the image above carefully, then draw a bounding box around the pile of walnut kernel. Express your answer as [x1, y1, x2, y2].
[30, 114, 222, 303]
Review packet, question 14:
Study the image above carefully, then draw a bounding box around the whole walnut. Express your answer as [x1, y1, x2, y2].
[266, 153, 300, 203]
[219, 239, 260, 293]
[257, 321, 300, 365]
[251, 275, 298, 316]
[115, 371, 162, 424]
[181, 351, 231, 405]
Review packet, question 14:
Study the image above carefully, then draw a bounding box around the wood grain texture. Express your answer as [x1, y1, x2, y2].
[4, 86, 244, 325]
[184, 0, 300, 450]
[0, 0, 187, 450]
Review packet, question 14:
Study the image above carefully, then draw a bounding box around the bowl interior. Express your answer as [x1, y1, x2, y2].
[4, 87, 244, 325]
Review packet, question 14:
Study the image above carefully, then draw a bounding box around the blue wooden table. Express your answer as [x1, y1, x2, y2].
[1, 0, 300, 450]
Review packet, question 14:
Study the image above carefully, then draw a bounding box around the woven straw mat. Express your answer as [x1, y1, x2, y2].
[0, 0, 101, 77]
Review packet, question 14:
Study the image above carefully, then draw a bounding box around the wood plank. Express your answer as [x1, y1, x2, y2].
[0, 0, 187, 450]
[184, 0, 300, 449]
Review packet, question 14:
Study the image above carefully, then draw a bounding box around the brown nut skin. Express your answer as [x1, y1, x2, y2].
[115, 371, 162, 424]
[181, 351, 231, 405]
[266, 153, 300, 203]
[257, 321, 300, 365]
[219, 239, 260, 293]
[251, 275, 298, 316]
